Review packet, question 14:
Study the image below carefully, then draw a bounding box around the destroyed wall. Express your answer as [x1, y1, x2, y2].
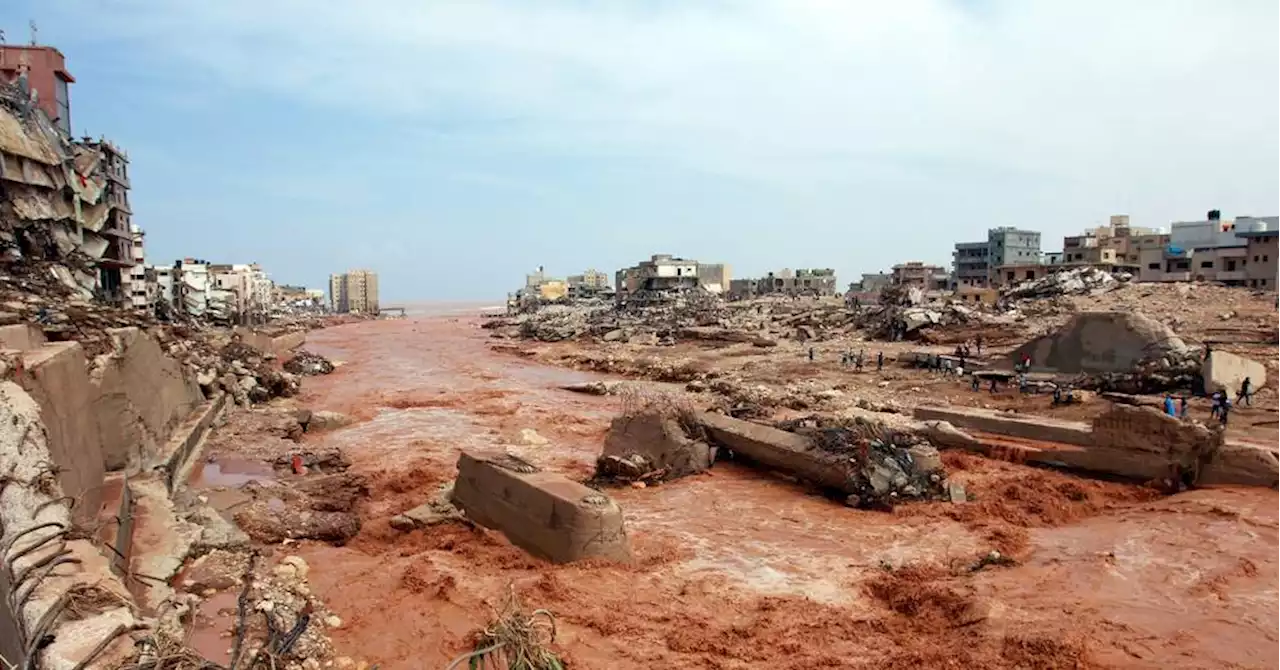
[1011, 311, 1187, 373]
[90, 327, 204, 471]
[1090, 404, 1223, 478]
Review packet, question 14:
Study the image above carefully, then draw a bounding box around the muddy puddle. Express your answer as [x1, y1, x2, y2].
[209, 314, 1278, 669]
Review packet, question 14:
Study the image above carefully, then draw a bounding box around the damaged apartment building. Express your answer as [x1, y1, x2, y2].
[0, 44, 141, 306]
[728, 268, 837, 299]
[614, 254, 730, 302]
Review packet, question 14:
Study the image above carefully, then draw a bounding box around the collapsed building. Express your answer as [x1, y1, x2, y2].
[614, 254, 730, 303]
[728, 268, 837, 299]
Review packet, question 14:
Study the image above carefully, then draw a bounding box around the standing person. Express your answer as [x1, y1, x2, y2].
[1209, 391, 1223, 419]
[1179, 395, 1188, 419]
[876, 351, 884, 371]
[1237, 377, 1253, 406]
[976, 334, 984, 355]
[808, 347, 815, 362]
[989, 376, 999, 393]
[855, 350, 865, 372]
[1163, 394, 1176, 418]
[971, 374, 980, 392]
[1220, 395, 1232, 426]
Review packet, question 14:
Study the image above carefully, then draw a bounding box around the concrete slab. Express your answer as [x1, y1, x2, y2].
[233, 327, 306, 358]
[18, 342, 105, 523]
[912, 405, 1094, 447]
[696, 412, 856, 492]
[451, 452, 631, 564]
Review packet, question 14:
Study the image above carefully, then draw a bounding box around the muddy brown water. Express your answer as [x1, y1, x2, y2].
[224, 315, 1276, 668]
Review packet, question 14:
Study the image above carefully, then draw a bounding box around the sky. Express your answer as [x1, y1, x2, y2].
[3, 1, 1277, 302]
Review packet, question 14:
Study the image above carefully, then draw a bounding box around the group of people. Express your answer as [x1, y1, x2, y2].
[1161, 376, 1253, 427]
[838, 348, 884, 372]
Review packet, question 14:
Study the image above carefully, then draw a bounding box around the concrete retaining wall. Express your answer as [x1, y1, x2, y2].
[0, 382, 139, 669]
[234, 327, 306, 358]
[91, 328, 204, 471]
[451, 452, 631, 564]
[17, 342, 105, 524]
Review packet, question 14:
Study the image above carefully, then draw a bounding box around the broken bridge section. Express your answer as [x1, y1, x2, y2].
[450, 452, 632, 564]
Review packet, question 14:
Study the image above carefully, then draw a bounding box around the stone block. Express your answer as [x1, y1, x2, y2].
[451, 452, 631, 564]
[1201, 351, 1266, 395]
[0, 323, 45, 350]
[911, 406, 1094, 447]
[1011, 311, 1186, 373]
[18, 342, 105, 524]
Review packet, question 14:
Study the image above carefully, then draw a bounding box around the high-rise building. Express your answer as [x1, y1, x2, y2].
[329, 270, 379, 314]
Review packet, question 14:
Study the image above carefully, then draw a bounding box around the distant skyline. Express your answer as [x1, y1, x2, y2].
[3, 1, 1277, 302]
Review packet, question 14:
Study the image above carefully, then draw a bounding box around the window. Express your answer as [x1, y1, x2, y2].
[1005, 271, 1014, 281]
[1025, 270, 1035, 279]
[1254, 255, 1260, 262]
[1263, 279, 1269, 287]
[1199, 260, 1214, 269]
[1265, 255, 1270, 262]
[1147, 263, 1160, 270]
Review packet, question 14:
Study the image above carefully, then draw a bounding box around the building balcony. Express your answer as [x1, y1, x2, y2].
[1215, 270, 1247, 282]
[1215, 247, 1248, 258]
[1161, 271, 1191, 282]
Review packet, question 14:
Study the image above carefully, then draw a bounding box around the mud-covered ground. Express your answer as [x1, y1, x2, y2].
[178, 311, 1280, 669]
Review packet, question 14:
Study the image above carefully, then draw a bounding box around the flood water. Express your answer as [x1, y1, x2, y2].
[277, 313, 1278, 669]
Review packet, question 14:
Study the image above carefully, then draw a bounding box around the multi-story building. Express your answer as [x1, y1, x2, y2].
[78, 139, 135, 305]
[175, 259, 212, 317]
[149, 265, 175, 310]
[1237, 228, 1278, 290]
[566, 268, 612, 297]
[329, 270, 379, 314]
[0, 45, 74, 134]
[852, 272, 892, 294]
[614, 254, 707, 298]
[328, 274, 347, 312]
[891, 262, 947, 289]
[695, 263, 731, 294]
[125, 224, 149, 310]
[953, 227, 1042, 287]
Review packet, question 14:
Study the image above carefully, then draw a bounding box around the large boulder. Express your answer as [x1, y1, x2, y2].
[1011, 311, 1186, 374]
[1202, 350, 1266, 395]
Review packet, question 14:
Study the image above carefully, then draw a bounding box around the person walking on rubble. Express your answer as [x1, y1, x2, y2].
[1179, 395, 1188, 419]
[855, 350, 865, 372]
[972, 374, 981, 392]
[1237, 377, 1253, 407]
[976, 334, 984, 355]
[876, 351, 884, 371]
[1163, 394, 1176, 418]
[1209, 390, 1224, 419]
[1220, 395, 1232, 426]
[808, 347, 815, 362]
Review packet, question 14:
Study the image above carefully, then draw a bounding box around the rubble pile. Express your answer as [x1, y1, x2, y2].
[1003, 267, 1127, 300]
[284, 349, 336, 376]
[160, 331, 300, 406]
[775, 414, 949, 508]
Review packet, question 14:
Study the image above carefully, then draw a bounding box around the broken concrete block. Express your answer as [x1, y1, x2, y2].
[1202, 350, 1266, 395]
[306, 410, 354, 433]
[598, 411, 712, 482]
[451, 452, 631, 564]
[1011, 311, 1187, 373]
[0, 323, 46, 350]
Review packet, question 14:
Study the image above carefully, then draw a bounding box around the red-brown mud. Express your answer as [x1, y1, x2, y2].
[222, 314, 1276, 669]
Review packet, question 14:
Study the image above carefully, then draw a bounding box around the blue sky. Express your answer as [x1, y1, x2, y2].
[4, 1, 1277, 302]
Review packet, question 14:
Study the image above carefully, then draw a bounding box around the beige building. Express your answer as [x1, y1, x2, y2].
[329, 270, 379, 314]
[1237, 229, 1277, 289]
[890, 261, 946, 289]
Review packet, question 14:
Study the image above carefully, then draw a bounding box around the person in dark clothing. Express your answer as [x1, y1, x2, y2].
[876, 351, 884, 371]
[1052, 384, 1062, 405]
[1209, 391, 1223, 419]
[1179, 396, 1188, 419]
[1220, 396, 1231, 426]
[975, 334, 984, 355]
[971, 374, 980, 392]
[1237, 377, 1253, 406]
[989, 377, 999, 393]
[808, 347, 815, 362]
[1203, 344, 1212, 361]
[855, 351, 865, 372]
